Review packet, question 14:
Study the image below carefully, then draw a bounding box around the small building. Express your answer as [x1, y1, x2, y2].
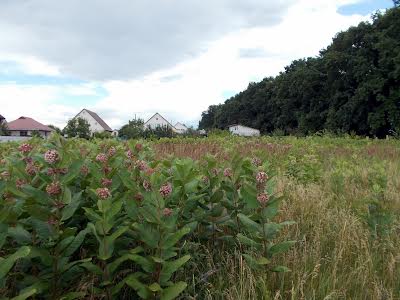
[73, 109, 112, 135]
[111, 129, 119, 137]
[7, 116, 53, 138]
[144, 113, 175, 131]
[174, 122, 188, 134]
[228, 124, 260, 137]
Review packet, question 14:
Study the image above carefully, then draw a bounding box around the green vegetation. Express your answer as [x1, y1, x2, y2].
[0, 134, 399, 299]
[199, 5, 400, 137]
[63, 117, 91, 139]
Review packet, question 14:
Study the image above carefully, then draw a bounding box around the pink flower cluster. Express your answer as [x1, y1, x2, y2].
[44, 150, 59, 164]
[256, 171, 268, 184]
[257, 193, 269, 206]
[47, 167, 68, 176]
[163, 208, 173, 217]
[96, 187, 111, 199]
[126, 149, 134, 159]
[80, 165, 89, 176]
[16, 178, 27, 189]
[143, 180, 151, 191]
[46, 181, 62, 196]
[159, 183, 172, 198]
[101, 178, 113, 187]
[108, 146, 116, 157]
[136, 160, 148, 171]
[18, 143, 33, 154]
[96, 153, 108, 163]
[251, 157, 262, 167]
[135, 143, 143, 151]
[223, 168, 233, 178]
[26, 164, 38, 176]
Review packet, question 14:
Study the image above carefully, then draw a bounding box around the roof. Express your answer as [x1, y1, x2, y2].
[228, 124, 260, 131]
[76, 109, 112, 131]
[7, 117, 53, 132]
[144, 113, 175, 129]
[174, 122, 188, 130]
[0, 114, 5, 121]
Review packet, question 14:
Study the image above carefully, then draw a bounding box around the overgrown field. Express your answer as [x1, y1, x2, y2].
[0, 135, 399, 299]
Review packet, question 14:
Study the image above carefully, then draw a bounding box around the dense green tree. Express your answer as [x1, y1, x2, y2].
[63, 117, 91, 139]
[0, 120, 10, 136]
[199, 6, 400, 137]
[48, 124, 62, 134]
[118, 118, 144, 139]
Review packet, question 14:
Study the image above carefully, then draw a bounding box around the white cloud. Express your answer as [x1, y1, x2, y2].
[0, 0, 372, 129]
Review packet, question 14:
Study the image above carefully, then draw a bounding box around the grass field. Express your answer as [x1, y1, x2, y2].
[0, 135, 399, 299]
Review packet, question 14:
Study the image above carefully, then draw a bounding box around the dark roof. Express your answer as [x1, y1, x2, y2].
[76, 109, 112, 131]
[0, 114, 4, 121]
[7, 116, 53, 132]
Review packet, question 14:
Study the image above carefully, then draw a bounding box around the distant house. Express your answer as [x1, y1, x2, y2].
[7, 116, 53, 138]
[144, 113, 175, 131]
[73, 109, 112, 135]
[111, 129, 119, 137]
[228, 124, 260, 137]
[174, 122, 188, 134]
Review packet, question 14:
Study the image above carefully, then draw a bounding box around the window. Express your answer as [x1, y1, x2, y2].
[20, 131, 28, 136]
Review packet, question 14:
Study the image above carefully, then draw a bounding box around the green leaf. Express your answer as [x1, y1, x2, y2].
[0, 246, 31, 279]
[63, 227, 90, 256]
[61, 192, 82, 221]
[237, 213, 261, 233]
[162, 227, 190, 249]
[160, 255, 191, 284]
[125, 273, 151, 299]
[59, 292, 86, 300]
[10, 286, 37, 300]
[236, 233, 262, 249]
[8, 226, 31, 245]
[241, 183, 258, 208]
[148, 282, 162, 292]
[160, 281, 187, 300]
[269, 241, 296, 256]
[61, 161, 83, 184]
[271, 265, 291, 273]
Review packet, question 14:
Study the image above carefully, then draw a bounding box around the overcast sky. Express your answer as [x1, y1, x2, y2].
[0, 0, 393, 129]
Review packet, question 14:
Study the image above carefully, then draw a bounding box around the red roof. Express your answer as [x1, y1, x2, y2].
[7, 116, 53, 132]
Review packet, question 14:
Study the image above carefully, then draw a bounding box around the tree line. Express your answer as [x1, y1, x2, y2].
[199, 4, 400, 137]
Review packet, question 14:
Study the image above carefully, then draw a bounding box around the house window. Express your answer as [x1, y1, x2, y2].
[20, 131, 28, 136]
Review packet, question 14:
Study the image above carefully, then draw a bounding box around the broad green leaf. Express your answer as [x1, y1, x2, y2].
[61, 192, 82, 221]
[0, 246, 31, 279]
[148, 282, 162, 292]
[269, 241, 296, 256]
[10, 286, 37, 300]
[236, 233, 262, 249]
[160, 281, 187, 300]
[237, 213, 261, 233]
[271, 265, 291, 272]
[125, 273, 151, 299]
[8, 226, 31, 245]
[63, 227, 90, 256]
[160, 255, 191, 284]
[162, 227, 190, 249]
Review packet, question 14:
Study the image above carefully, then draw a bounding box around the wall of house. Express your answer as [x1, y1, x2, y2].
[174, 123, 188, 134]
[76, 110, 105, 133]
[144, 114, 172, 130]
[9, 130, 50, 138]
[229, 125, 260, 137]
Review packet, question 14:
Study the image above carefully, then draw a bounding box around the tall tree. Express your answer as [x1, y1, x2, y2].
[63, 117, 91, 139]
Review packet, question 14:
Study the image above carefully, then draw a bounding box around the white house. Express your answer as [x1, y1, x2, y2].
[174, 122, 188, 134]
[228, 124, 260, 137]
[73, 109, 112, 135]
[144, 113, 175, 131]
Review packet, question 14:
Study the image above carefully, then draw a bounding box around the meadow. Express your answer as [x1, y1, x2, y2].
[0, 134, 399, 299]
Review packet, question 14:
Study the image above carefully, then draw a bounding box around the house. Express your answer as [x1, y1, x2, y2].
[174, 122, 188, 134]
[73, 109, 112, 135]
[7, 116, 53, 138]
[111, 129, 119, 137]
[228, 124, 260, 137]
[144, 113, 175, 131]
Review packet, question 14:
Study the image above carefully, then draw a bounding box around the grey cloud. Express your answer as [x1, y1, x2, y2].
[0, 0, 294, 80]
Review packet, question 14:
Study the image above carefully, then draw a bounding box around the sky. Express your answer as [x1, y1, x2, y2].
[0, 0, 394, 130]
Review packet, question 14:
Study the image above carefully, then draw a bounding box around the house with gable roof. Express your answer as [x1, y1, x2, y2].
[73, 109, 113, 135]
[144, 113, 176, 132]
[7, 116, 53, 137]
